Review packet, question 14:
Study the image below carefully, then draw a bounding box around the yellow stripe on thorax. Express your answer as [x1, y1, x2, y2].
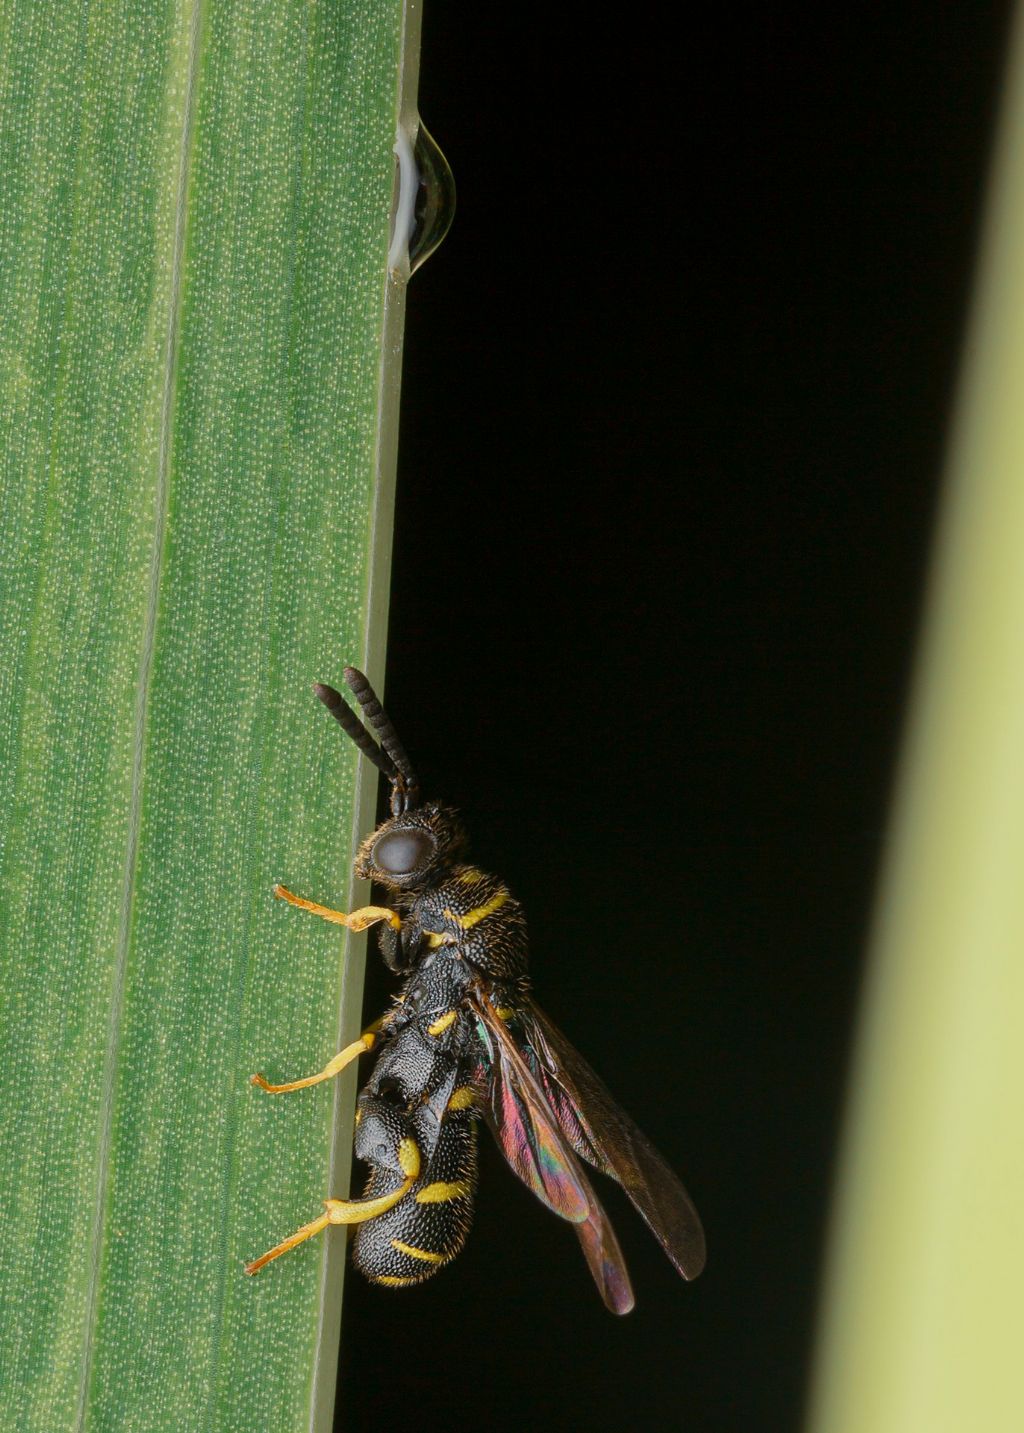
[442, 888, 508, 931]
[390, 1238, 445, 1264]
[455, 866, 487, 887]
[447, 1085, 476, 1111]
[427, 1009, 457, 1036]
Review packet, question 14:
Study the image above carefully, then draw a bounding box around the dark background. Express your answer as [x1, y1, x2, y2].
[338, 7, 1011, 1431]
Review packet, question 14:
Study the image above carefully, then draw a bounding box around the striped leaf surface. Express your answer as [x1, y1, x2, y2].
[0, 2, 407, 1428]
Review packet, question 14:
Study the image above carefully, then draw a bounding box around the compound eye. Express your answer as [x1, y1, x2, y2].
[372, 828, 435, 875]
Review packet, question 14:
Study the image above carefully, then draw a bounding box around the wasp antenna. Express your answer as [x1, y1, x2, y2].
[312, 681, 397, 781]
[342, 667, 420, 808]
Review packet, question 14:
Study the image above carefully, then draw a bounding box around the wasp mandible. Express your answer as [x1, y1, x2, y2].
[245, 667, 705, 1312]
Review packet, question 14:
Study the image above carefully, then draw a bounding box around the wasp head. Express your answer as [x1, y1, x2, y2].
[354, 802, 466, 892]
[312, 667, 463, 890]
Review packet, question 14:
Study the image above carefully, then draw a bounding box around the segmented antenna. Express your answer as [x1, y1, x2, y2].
[342, 667, 421, 810]
[312, 669, 420, 813]
[312, 682, 396, 780]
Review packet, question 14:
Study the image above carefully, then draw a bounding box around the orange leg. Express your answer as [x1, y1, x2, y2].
[251, 1019, 384, 1095]
[273, 883, 401, 932]
[245, 1138, 421, 1275]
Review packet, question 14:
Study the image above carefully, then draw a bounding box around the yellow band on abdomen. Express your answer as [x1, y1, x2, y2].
[390, 1238, 445, 1264]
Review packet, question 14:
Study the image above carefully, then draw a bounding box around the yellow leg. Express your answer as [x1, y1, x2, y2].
[273, 883, 401, 932]
[251, 1015, 385, 1095]
[245, 1138, 421, 1275]
[251, 1029, 378, 1094]
[244, 1209, 334, 1275]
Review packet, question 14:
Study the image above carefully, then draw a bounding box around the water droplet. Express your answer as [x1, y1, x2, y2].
[389, 119, 456, 277]
[409, 123, 456, 273]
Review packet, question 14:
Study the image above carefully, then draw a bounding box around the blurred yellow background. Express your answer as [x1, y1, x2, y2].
[809, 11, 1024, 1433]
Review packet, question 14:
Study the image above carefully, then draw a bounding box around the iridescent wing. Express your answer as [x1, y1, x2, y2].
[520, 997, 707, 1281]
[572, 1192, 635, 1316]
[471, 990, 590, 1225]
[471, 988, 635, 1314]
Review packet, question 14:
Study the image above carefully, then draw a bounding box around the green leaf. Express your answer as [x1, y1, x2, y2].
[809, 24, 1024, 1433]
[0, 2, 413, 1428]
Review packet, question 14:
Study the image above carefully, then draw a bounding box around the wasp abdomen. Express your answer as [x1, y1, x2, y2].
[352, 1073, 478, 1286]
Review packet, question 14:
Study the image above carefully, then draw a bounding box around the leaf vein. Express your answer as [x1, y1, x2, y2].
[73, 5, 206, 1427]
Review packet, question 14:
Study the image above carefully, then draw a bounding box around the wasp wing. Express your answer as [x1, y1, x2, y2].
[521, 997, 707, 1281]
[471, 989, 590, 1224]
[471, 989, 635, 1314]
[573, 1192, 635, 1315]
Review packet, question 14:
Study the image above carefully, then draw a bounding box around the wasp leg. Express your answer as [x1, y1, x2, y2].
[251, 1033, 372, 1095]
[245, 1138, 421, 1275]
[273, 883, 401, 932]
[252, 1017, 385, 1095]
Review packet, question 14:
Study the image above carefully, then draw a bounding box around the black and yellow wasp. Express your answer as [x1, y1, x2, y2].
[246, 668, 705, 1311]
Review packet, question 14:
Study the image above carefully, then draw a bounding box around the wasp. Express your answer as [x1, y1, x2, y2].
[245, 668, 705, 1311]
